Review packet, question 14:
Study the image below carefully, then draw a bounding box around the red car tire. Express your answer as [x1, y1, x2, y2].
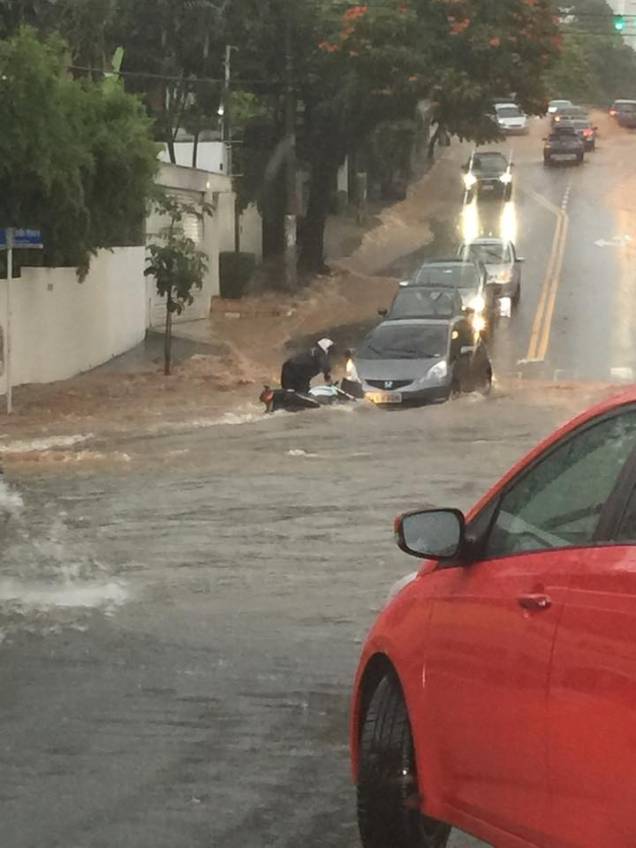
[356, 675, 451, 848]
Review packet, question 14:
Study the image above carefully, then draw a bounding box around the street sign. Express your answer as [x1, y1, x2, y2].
[0, 228, 43, 250]
[1, 226, 45, 415]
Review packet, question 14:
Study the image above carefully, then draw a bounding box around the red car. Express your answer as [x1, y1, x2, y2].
[351, 389, 636, 848]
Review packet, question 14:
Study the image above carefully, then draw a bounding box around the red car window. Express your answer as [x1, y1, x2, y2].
[613, 482, 636, 541]
[484, 411, 636, 558]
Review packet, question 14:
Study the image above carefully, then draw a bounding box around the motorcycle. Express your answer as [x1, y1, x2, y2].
[259, 379, 364, 414]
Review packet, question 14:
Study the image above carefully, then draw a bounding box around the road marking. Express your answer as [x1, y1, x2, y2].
[525, 181, 571, 362]
[594, 235, 633, 248]
[611, 367, 634, 382]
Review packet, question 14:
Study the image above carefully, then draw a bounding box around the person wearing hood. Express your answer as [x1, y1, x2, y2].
[280, 338, 335, 394]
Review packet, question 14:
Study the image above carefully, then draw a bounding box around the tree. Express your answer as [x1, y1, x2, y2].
[0, 27, 158, 273]
[144, 195, 212, 375]
[293, 0, 560, 272]
[546, 0, 636, 103]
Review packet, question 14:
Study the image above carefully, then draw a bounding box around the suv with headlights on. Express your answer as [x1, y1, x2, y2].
[462, 150, 513, 201]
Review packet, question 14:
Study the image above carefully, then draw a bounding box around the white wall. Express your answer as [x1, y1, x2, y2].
[150, 163, 224, 326]
[159, 142, 227, 175]
[216, 194, 263, 260]
[148, 163, 263, 327]
[0, 247, 146, 392]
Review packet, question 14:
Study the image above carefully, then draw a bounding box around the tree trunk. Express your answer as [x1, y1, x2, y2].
[164, 292, 173, 375]
[298, 157, 337, 274]
[192, 128, 200, 168]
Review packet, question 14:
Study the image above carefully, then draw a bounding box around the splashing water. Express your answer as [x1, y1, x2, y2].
[0, 485, 128, 640]
[0, 476, 23, 518]
[0, 433, 92, 455]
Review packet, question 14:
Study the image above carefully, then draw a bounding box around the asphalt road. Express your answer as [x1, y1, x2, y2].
[0, 383, 609, 848]
[2, 115, 636, 848]
[484, 112, 636, 383]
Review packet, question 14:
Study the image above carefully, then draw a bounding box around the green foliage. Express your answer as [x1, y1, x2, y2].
[0, 0, 564, 276]
[0, 27, 158, 272]
[144, 193, 212, 375]
[547, 0, 636, 104]
[144, 194, 211, 315]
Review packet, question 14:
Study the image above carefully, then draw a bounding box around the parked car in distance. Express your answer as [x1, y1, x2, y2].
[354, 316, 492, 406]
[351, 388, 636, 848]
[610, 98, 636, 118]
[494, 103, 528, 134]
[458, 237, 522, 306]
[544, 125, 585, 166]
[547, 98, 573, 114]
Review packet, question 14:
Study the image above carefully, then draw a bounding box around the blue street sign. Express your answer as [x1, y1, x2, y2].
[0, 228, 43, 249]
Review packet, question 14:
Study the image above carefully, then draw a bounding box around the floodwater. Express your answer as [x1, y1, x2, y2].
[0, 385, 607, 848]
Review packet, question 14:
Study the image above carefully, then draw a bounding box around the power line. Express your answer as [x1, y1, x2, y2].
[69, 64, 283, 88]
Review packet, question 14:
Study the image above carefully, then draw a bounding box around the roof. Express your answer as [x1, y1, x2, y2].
[417, 258, 473, 266]
[377, 317, 451, 330]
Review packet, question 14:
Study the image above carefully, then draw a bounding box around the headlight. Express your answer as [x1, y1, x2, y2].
[472, 314, 487, 334]
[499, 172, 512, 184]
[469, 293, 486, 312]
[491, 270, 512, 284]
[345, 358, 359, 381]
[426, 360, 448, 382]
[463, 173, 477, 189]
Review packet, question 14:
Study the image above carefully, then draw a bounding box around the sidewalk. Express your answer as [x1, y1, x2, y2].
[173, 140, 471, 377]
[0, 138, 516, 452]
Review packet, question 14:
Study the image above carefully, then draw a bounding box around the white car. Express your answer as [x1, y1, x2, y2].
[548, 98, 573, 115]
[494, 103, 528, 134]
[458, 237, 523, 307]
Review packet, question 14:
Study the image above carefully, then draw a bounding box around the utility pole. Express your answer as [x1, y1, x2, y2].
[222, 44, 241, 255]
[5, 228, 12, 415]
[284, 8, 297, 288]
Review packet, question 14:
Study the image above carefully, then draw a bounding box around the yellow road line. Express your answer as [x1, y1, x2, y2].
[536, 214, 569, 361]
[524, 186, 570, 362]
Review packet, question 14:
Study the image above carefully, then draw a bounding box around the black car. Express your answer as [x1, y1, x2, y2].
[543, 125, 584, 166]
[405, 258, 496, 336]
[462, 151, 512, 201]
[381, 286, 465, 321]
[618, 103, 636, 128]
[610, 99, 636, 118]
[568, 116, 598, 150]
[551, 104, 587, 128]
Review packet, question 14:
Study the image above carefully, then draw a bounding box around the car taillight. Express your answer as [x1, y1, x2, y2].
[610, 109, 617, 116]
[259, 386, 274, 404]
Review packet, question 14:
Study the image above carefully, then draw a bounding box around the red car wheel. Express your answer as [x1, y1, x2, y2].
[356, 675, 451, 848]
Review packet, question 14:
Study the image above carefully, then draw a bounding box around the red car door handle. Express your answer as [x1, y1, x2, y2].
[518, 593, 552, 611]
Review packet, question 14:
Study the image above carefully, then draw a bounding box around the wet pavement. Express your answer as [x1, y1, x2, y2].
[0, 383, 613, 848]
[3, 112, 636, 848]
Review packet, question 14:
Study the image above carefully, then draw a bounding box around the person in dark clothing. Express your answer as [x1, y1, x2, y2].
[280, 338, 334, 394]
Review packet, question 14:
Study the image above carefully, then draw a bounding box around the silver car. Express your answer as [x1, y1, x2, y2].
[355, 317, 492, 406]
[458, 238, 523, 306]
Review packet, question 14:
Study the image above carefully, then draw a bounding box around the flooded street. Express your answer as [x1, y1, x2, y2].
[0, 385, 610, 847]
